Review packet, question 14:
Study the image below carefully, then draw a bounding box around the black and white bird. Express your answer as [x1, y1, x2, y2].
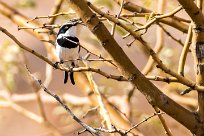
[55, 22, 80, 85]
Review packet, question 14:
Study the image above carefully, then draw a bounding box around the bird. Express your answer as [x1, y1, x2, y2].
[55, 21, 80, 85]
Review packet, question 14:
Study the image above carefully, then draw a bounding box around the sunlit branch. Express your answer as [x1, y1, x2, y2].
[26, 67, 101, 136]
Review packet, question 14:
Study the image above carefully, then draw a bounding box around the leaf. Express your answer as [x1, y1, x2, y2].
[115, 25, 127, 35]
[93, 0, 113, 9]
[145, 14, 150, 22]
[15, 0, 36, 9]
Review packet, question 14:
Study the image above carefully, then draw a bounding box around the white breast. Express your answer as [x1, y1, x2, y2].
[56, 44, 79, 66]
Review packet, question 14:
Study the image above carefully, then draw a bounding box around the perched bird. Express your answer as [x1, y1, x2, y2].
[55, 21, 80, 85]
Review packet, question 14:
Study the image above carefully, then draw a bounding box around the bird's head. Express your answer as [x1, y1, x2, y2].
[57, 21, 78, 36]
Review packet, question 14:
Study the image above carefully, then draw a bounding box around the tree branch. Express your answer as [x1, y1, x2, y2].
[0, 1, 57, 61]
[87, 0, 204, 92]
[26, 66, 102, 136]
[117, 0, 189, 33]
[178, 23, 192, 76]
[66, 0, 199, 133]
[47, 0, 64, 24]
[177, 0, 204, 135]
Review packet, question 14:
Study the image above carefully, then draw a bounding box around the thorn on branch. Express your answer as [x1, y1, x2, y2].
[156, 64, 161, 68]
[102, 39, 109, 46]
[127, 39, 136, 47]
[92, 21, 101, 32]
[180, 87, 194, 95]
[128, 74, 137, 81]
[194, 11, 200, 16]
[163, 77, 170, 84]
[77, 129, 88, 135]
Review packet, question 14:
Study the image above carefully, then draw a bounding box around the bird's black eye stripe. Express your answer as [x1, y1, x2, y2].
[57, 27, 68, 36]
[57, 25, 72, 36]
[57, 36, 79, 48]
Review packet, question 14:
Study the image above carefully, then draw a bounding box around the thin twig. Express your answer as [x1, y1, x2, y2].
[158, 23, 185, 48]
[87, 1, 144, 42]
[178, 23, 192, 76]
[18, 24, 60, 30]
[120, 13, 151, 18]
[153, 106, 173, 136]
[47, 0, 64, 24]
[63, 58, 114, 63]
[142, 0, 164, 75]
[32, 83, 47, 122]
[146, 76, 178, 83]
[82, 106, 98, 118]
[124, 112, 165, 135]
[27, 12, 76, 23]
[111, 0, 124, 36]
[26, 66, 101, 136]
[83, 60, 113, 132]
[142, 9, 164, 75]
[105, 98, 131, 122]
[120, 0, 189, 32]
[82, 112, 164, 135]
[123, 6, 183, 38]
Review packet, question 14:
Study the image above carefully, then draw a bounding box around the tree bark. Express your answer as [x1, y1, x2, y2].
[176, 0, 204, 135]
[67, 0, 199, 134]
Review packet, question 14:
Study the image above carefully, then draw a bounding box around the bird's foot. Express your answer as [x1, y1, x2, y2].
[53, 60, 64, 69]
[60, 60, 64, 64]
[53, 62, 60, 69]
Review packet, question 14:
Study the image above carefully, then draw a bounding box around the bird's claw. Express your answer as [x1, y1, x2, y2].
[60, 60, 64, 64]
[53, 62, 59, 69]
[53, 61, 62, 69]
[54, 60, 65, 68]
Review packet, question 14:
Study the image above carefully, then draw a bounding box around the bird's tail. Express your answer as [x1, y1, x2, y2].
[70, 71, 75, 85]
[63, 62, 75, 85]
[64, 71, 68, 84]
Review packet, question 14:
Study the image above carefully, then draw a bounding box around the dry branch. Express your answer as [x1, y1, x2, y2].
[118, 0, 189, 33]
[26, 67, 102, 136]
[178, 24, 192, 76]
[87, 0, 204, 93]
[141, 0, 165, 75]
[48, 0, 64, 24]
[0, 1, 57, 60]
[176, 0, 204, 135]
[66, 0, 199, 133]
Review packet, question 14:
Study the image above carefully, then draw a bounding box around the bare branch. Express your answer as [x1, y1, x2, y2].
[178, 24, 192, 76]
[111, 0, 124, 36]
[158, 23, 185, 48]
[47, 0, 64, 24]
[124, 112, 165, 135]
[119, 1, 189, 33]
[26, 66, 102, 136]
[67, 0, 200, 133]
[135, 6, 183, 32]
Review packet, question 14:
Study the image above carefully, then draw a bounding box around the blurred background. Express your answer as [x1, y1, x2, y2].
[0, 0, 197, 136]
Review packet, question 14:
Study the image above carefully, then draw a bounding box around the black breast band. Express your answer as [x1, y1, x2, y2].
[57, 36, 79, 48]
